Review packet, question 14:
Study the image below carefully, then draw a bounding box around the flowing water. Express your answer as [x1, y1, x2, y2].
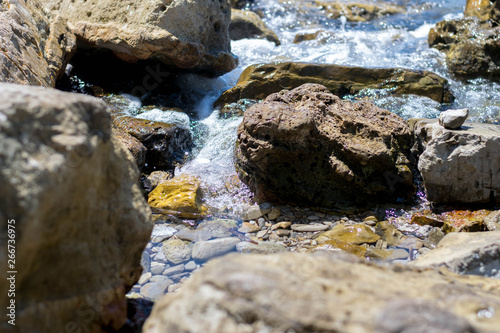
[90, 0, 500, 297]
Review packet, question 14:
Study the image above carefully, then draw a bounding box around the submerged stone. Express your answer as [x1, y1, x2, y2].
[317, 224, 381, 245]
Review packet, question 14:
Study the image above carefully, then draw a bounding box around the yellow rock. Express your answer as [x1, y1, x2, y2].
[317, 224, 380, 245]
[312, 239, 367, 258]
[148, 175, 206, 219]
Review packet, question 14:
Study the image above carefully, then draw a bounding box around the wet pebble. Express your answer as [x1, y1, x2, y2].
[192, 237, 241, 261]
[291, 223, 329, 232]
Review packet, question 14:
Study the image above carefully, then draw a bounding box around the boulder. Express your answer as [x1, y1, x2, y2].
[0, 0, 76, 86]
[0, 83, 152, 333]
[428, 17, 500, 80]
[438, 108, 469, 129]
[465, 0, 500, 23]
[236, 83, 414, 208]
[230, 9, 280, 45]
[215, 62, 454, 108]
[414, 119, 500, 204]
[40, 0, 237, 75]
[411, 232, 500, 279]
[315, 0, 404, 22]
[113, 115, 192, 171]
[143, 252, 500, 333]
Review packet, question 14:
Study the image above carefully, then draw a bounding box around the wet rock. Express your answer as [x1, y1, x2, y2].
[312, 239, 368, 258]
[236, 83, 414, 208]
[143, 252, 500, 333]
[465, 0, 500, 24]
[140, 277, 173, 301]
[146, 171, 173, 189]
[438, 108, 469, 129]
[162, 264, 185, 277]
[236, 241, 288, 254]
[114, 127, 147, 170]
[414, 119, 500, 204]
[215, 62, 454, 108]
[196, 219, 239, 238]
[315, 0, 404, 22]
[174, 229, 212, 242]
[317, 224, 380, 245]
[113, 116, 192, 171]
[148, 175, 206, 219]
[41, 0, 237, 75]
[271, 221, 292, 231]
[230, 0, 254, 9]
[230, 9, 280, 45]
[428, 17, 500, 80]
[441, 210, 490, 233]
[410, 211, 445, 227]
[293, 30, 326, 44]
[0, 84, 152, 333]
[411, 231, 500, 279]
[0, 0, 76, 87]
[161, 239, 193, 265]
[290, 224, 329, 232]
[238, 222, 261, 233]
[485, 210, 500, 231]
[375, 221, 404, 247]
[242, 202, 273, 220]
[191, 237, 240, 261]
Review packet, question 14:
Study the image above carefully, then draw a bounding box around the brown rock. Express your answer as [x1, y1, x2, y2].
[113, 127, 147, 170]
[143, 252, 500, 333]
[317, 224, 381, 245]
[465, 0, 500, 23]
[0, 0, 76, 87]
[230, 9, 280, 45]
[215, 62, 454, 108]
[315, 0, 404, 22]
[236, 83, 414, 208]
[0, 83, 152, 333]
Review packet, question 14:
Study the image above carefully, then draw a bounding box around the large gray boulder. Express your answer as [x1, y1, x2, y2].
[414, 119, 500, 204]
[143, 252, 500, 333]
[236, 83, 414, 208]
[0, 0, 76, 86]
[40, 0, 237, 75]
[0, 83, 153, 333]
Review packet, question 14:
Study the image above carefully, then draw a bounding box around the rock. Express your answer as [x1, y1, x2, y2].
[161, 239, 193, 265]
[465, 0, 500, 23]
[113, 116, 192, 171]
[146, 171, 173, 188]
[162, 264, 185, 277]
[148, 175, 206, 219]
[236, 83, 414, 208]
[230, 0, 254, 9]
[236, 241, 288, 254]
[113, 127, 147, 170]
[485, 211, 500, 231]
[174, 229, 212, 242]
[0, 0, 76, 87]
[230, 9, 280, 45]
[0, 83, 152, 333]
[150, 262, 167, 275]
[414, 119, 500, 204]
[267, 206, 281, 220]
[441, 210, 491, 233]
[276, 229, 291, 237]
[242, 202, 273, 220]
[315, 0, 404, 22]
[215, 62, 454, 108]
[293, 30, 326, 44]
[312, 239, 368, 258]
[238, 222, 261, 233]
[271, 221, 292, 231]
[375, 221, 404, 247]
[191, 237, 240, 261]
[290, 224, 329, 232]
[196, 219, 239, 238]
[41, 0, 237, 75]
[317, 224, 381, 245]
[411, 232, 500, 279]
[438, 108, 469, 129]
[140, 277, 173, 301]
[428, 17, 500, 80]
[143, 252, 500, 333]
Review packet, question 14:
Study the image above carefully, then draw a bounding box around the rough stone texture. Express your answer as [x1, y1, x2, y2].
[148, 175, 206, 219]
[215, 62, 454, 108]
[315, 0, 404, 22]
[438, 108, 469, 129]
[161, 238, 193, 265]
[485, 211, 500, 231]
[113, 115, 192, 171]
[191, 237, 241, 261]
[0, 0, 76, 87]
[236, 83, 414, 208]
[143, 252, 500, 333]
[428, 17, 500, 80]
[230, 9, 280, 45]
[113, 127, 147, 170]
[414, 119, 500, 204]
[411, 232, 500, 279]
[40, 0, 237, 75]
[0, 83, 152, 333]
[465, 0, 500, 23]
[317, 224, 381, 245]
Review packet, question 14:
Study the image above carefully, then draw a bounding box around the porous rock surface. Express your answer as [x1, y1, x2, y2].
[40, 0, 237, 75]
[414, 119, 500, 204]
[236, 83, 414, 208]
[143, 252, 500, 333]
[0, 0, 76, 86]
[0, 83, 152, 333]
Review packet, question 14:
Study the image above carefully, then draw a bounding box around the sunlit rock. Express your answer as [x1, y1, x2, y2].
[317, 224, 381, 245]
[438, 108, 469, 129]
[230, 9, 280, 45]
[315, 0, 404, 22]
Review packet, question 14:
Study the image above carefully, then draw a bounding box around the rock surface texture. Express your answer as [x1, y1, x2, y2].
[0, 84, 152, 333]
[315, 0, 404, 22]
[0, 0, 76, 86]
[143, 252, 500, 333]
[230, 9, 280, 45]
[411, 232, 500, 279]
[414, 119, 500, 204]
[236, 83, 414, 208]
[215, 62, 454, 108]
[40, 0, 237, 75]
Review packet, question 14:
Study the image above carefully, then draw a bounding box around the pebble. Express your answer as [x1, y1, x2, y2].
[243, 203, 272, 220]
[276, 229, 291, 237]
[162, 238, 193, 265]
[256, 230, 269, 238]
[175, 229, 211, 242]
[197, 219, 238, 238]
[236, 241, 288, 254]
[291, 224, 329, 232]
[238, 222, 261, 233]
[257, 218, 266, 228]
[271, 221, 291, 231]
[267, 207, 281, 220]
[140, 277, 173, 300]
[184, 260, 198, 271]
[386, 248, 410, 261]
[163, 264, 185, 276]
[150, 262, 166, 275]
[192, 237, 240, 261]
[138, 272, 152, 285]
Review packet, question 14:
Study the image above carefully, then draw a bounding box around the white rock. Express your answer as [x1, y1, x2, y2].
[192, 237, 240, 261]
[438, 108, 468, 129]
